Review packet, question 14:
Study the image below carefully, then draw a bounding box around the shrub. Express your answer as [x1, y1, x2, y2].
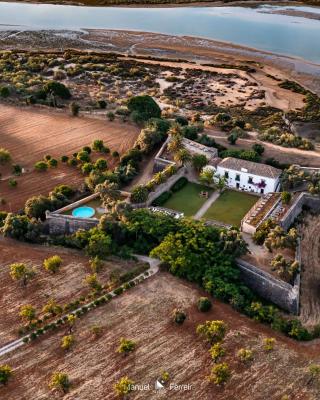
[0, 365, 12, 385]
[61, 335, 75, 351]
[0, 148, 11, 165]
[113, 376, 135, 396]
[10, 262, 35, 286]
[91, 325, 103, 338]
[67, 158, 77, 167]
[208, 363, 231, 385]
[95, 158, 108, 171]
[263, 337, 276, 351]
[97, 99, 107, 109]
[81, 162, 94, 174]
[43, 255, 62, 274]
[281, 191, 292, 205]
[116, 338, 136, 355]
[172, 309, 187, 325]
[152, 191, 172, 206]
[130, 185, 149, 203]
[237, 348, 253, 362]
[0, 86, 10, 98]
[34, 161, 48, 171]
[196, 320, 227, 344]
[114, 287, 124, 296]
[19, 305, 36, 322]
[92, 139, 104, 152]
[209, 342, 226, 362]
[107, 111, 115, 121]
[70, 102, 80, 116]
[77, 151, 90, 163]
[49, 372, 70, 393]
[8, 179, 17, 188]
[12, 164, 22, 175]
[252, 143, 265, 155]
[197, 297, 212, 312]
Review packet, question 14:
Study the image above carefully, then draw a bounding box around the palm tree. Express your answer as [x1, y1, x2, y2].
[174, 148, 191, 166]
[167, 134, 183, 154]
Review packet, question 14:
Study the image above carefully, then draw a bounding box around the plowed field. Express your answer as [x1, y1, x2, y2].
[0, 105, 139, 211]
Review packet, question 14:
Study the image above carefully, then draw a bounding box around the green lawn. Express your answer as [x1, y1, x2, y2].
[204, 189, 258, 227]
[162, 182, 212, 217]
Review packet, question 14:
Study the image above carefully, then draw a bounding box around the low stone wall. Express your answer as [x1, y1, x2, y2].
[46, 212, 99, 235]
[279, 192, 320, 231]
[236, 258, 300, 314]
[132, 167, 188, 208]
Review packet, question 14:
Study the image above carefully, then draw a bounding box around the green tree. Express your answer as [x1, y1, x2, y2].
[116, 338, 136, 355]
[10, 263, 35, 286]
[1, 213, 40, 242]
[24, 195, 53, 220]
[192, 154, 208, 172]
[172, 309, 187, 325]
[197, 297, 212, 312]
[61, 335, 75, 351]
[113, 376, 135, 397]
[237, 348, 253, 362]
[130, 185, 149, 204]
[174, 148, 191, 166]
[263, 337, 276, 351]
[196, 320, 227, 344]
[281, 191, 292, 205]
[0, 365, 12, 385]
[44, 81, 71, 99]
[85, 228, 112, 258]
[208, 363, 231, 385]
[19, 305, 36, 323]
[42, 299, 62, 317]
[43, 255, 62, 274]
[49, 372, 70, 393]
[209, 342, 226, 362]
[127, 95, 161, 121]
[199, 168, 214, 186]
[0, 148, 11, 165]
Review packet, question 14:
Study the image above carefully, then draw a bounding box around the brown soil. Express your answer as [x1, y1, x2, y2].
[0, 237, 143, 347]
[299, 214, 320, 327]
[1, 271, 320, 399]
[0, 105, 139, 211]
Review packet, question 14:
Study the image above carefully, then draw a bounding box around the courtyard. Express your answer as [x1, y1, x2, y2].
[160, 182, 213, 217]
[204, 190, 258, 227]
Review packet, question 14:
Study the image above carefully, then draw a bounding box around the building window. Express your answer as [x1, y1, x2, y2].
[224, 171, 229, 179]
[248, 177, 253, 184]
[235, 174, 240, 182]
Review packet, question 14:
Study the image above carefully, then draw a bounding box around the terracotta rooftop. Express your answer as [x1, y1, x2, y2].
[218, 157, 282, 179]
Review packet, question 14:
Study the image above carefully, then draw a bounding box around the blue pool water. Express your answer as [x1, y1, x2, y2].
[0, 2, 320, 63]
[72, 206, 95, 218]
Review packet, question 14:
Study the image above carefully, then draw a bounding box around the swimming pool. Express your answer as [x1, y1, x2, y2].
[72, 206, 95, 218]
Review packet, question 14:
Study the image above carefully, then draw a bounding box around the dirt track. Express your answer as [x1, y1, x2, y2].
[0, 105, 139, 211]
[299, 214, 320, 327]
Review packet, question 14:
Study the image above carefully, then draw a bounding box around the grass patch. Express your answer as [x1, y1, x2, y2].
[204, 190, 257, 227]
[162, 182, 212, 217]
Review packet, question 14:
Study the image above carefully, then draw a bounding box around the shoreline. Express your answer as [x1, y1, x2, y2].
[1, 28, 319, 94]
[0, 0, 305, 8]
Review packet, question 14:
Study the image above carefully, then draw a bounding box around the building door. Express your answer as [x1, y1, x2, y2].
[260, 188, 264, 194]
[236, 183, 240, 189]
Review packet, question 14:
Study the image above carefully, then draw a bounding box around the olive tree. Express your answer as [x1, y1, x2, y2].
[10, 263, 35, 286]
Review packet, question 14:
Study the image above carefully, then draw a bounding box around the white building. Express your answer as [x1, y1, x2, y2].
[216, 157, 281, 194]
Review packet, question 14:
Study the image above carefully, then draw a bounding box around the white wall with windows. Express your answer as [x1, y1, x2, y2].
[216, 166, 280, 194]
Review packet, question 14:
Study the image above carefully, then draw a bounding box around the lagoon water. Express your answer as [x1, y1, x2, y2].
[0, 2, 320, 63]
